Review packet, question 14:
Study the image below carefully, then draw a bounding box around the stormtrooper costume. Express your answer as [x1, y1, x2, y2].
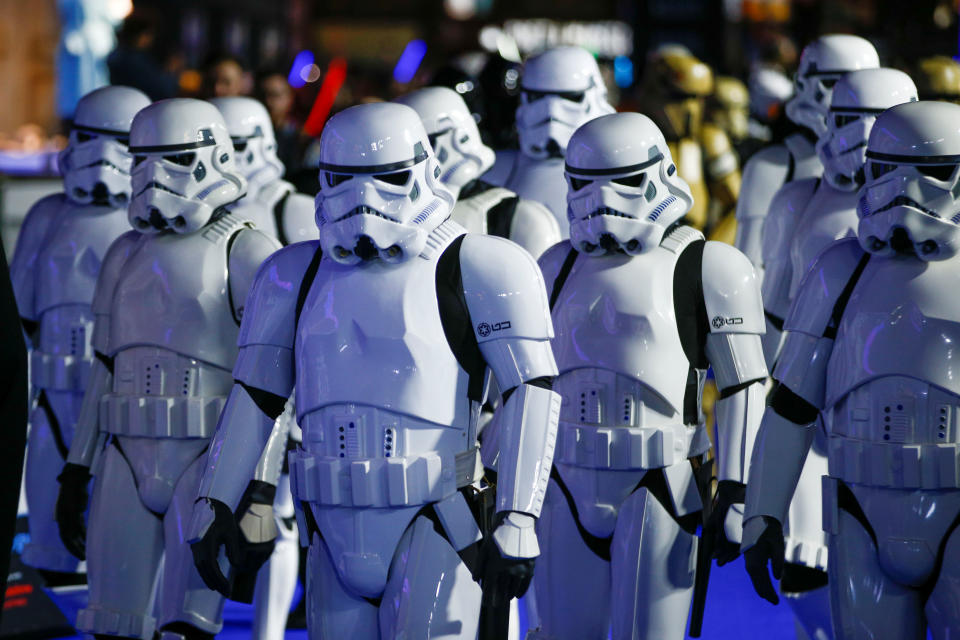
[758, 68, 918, 640]
[529, 113, 767, 640]
[10, 85, 150, 577]
[188, 102, 562, 640]
[395, 86, 561, 259]
[55, 98, 280, 640]
[485, 46, 615, 236]
[743, 100, 960, 640]
[210, 96, 316, 245]
[210, 95, 315, 640]
[736, 35, 879, 277]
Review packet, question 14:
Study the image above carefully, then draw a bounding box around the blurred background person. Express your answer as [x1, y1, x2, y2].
[107, 9, 179, 101]
[204, 52, 250, 98]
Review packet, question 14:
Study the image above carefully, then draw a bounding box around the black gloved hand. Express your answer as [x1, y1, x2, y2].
[190, 498, 241, 597]
[55, 463, 91, 560]
[743, 516, 785, 605]
[470, 512, 536, 601]
[707, 480, 746, 566]
[226, 480, 279, 603]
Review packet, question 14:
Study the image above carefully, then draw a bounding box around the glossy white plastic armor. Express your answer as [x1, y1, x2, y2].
[66, 99, 280, 639]
[212, 96, 317, 245]
[59, 86, 151, 208]
[858, 101, 960, 260]
[531, 114, 766, 639]
[817, 69, 917, 192]
[564, 113, 693, 257]
[128, 99, 247, 235]
[396, 86, 561, 258]
[736, 34, 879, 271]
[191, 102, 561, 639]
[489, 46, 615, 233]
[315, 103, 455, 264]
[744, 102, 960, 639]
[785, 35, 880, 139]
[13, 86, 150, 574]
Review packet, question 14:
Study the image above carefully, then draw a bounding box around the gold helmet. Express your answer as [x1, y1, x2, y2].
[914, 56, 960, 103]
[707, 76, 749, 142]
[647, 48, 714, 138]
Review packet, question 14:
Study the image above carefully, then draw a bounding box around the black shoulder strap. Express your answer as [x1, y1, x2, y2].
[435, 234, 487, 403]
[785, 148, 796, 183]
[294, 245, 325, 331]
[486, 196, 519, 239]
[824, 252, 871, 340]
[273, 190, 292, 246]
[549, 247, 579, 311]
[226, 222, 256, 326]
[673, 238, 708, 426]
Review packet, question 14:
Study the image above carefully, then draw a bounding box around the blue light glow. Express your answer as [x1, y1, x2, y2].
[288, 50, 315, 89]
[614, 55, 634, 88]
[393, 39, 428, 84]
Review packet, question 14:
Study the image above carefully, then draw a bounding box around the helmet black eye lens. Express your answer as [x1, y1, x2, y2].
[821, 78, 838, 89]
[165, 152, 195, 166]
[570, 177, 593, 191]
[115, 136, 129, 147]
[918, 164, 955, 181]
[612, 173, 646, 188]
[374, 171, 411, 186]
[871, 162, 896, 179]
[326, 173, 352, 188]
[835, 114, 859, 128]
[233, 140, 248, 152]
[134, 155, 147, 167]
[76, 132, 94, 143]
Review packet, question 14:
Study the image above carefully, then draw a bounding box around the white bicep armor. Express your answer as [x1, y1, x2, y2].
[743, 240, 864, 537]
[11, 194, 66, 326]
[228, 228, 282, 321]
[193, 243, 314, 518]
[701, 241, 768, 484]
[460, 234, 561, 518]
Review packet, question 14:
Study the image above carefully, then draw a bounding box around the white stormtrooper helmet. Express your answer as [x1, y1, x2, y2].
[59, 86, 151, 207]
[817, 68, 917, 192]
[516, 46, 615, 160]
[394, 86, 495, 199]
[748, 65, 793, 123]
[209, 96, 285, 195]
[858, 101, 960, 261]
[565, 112, 694, 256]
[315, 102, 455, 265]
[786, 35, 879, 138]
[128, 98, 247, 234]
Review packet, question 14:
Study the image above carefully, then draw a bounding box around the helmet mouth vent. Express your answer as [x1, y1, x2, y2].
[91, 182, 109, 203]
[874, 196, 940, 217]
[338, 205, 397, 222]
[889, 227, 916, 254]
[584, 207, 634, 221]
[545, 139, 562, 158]
[148, 207, 168, 230]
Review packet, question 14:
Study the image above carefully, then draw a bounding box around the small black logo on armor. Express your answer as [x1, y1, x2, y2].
[477, 320, 512, 337]
[712, 316, 743, 328]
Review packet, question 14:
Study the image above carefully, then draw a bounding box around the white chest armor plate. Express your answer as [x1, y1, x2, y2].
[36, 201, 131, 317]
[827, 257, 960, 406]
[295, 230, 471, 431]
[107, 213, 251, 370]
[551, 246, 690, 417]
[503, 154, 569, 236]
[789, 182, 859, 298]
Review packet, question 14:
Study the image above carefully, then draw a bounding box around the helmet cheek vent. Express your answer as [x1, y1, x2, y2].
[409, 181, 420, 202]
[193, 162, 206, 182]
